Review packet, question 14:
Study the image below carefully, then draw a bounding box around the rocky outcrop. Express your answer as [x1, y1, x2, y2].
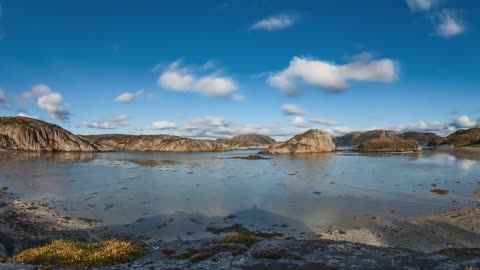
[262, 129, 335, 154]
[219, 134, 276, 149]
[0, 117, 97, 152]
[357, 138, 422, 152]
[429, 128, 480, 147]
[334, 130, 397, 146]
[398, 132, 440, 146]
[83, 134, 232, 152]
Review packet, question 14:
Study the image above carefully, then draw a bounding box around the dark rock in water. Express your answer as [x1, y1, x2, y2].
[230, 154, 270, 160]
[219, 134, 276, 149]
[429, 128, 480, 147]
[0, 117, 96, 152]
[262, 129, 335, 155]
[357, 138, 422, 152]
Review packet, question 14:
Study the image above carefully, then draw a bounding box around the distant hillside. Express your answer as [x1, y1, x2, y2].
[430, 128, 480, 147]
[334, 130, 397, 146]
[218, 134, 276, 149]
[334, 130, 440, 146]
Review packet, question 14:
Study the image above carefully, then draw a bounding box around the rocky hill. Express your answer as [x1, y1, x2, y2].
[334, 130, 440, 146]
[334, 130, 397, 146]
[397, 132, 440, 146]
[357, 138, 422, 152]
[218, 134, 276, 149]
[429, 128, 480, 147]
[0, 117, 97, 152]
[262, 129, 335, 154]
[83, 134, 231, 152]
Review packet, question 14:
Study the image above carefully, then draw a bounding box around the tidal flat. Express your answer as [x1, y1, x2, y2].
[1, 149, 480, 255]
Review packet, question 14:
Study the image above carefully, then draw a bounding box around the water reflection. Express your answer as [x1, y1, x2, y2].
[0, 149, 479, 240]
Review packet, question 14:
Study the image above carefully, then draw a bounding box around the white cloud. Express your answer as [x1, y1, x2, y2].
[115, 90, 144, 103]
[196, 77, 236, 96]
[390, 121, 450, 132]
[158, 61, 237, 97]
[0, 89, 8, 106]
[158, 71, 195, 91]
[151, 120, 177, 130]
[453, 115, 477, 128]
[17, 112, 38, 119]
[289, 116, 310, 128]
[82, 114, 129, 129]
[406, 0, 439, 12]
[326, 126, 355, 136]
[310, 118, 337, 126]
[435, 10, 465, 38]
[250, 14, 298, 31]
[21, 84, 70, 121]
[269, 55, 397, 94]
[281, 104, 306, 115]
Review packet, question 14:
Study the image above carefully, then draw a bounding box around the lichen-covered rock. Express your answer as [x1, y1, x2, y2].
[397, 132, 440, 146]
[334, 129, 397, 146]
[357, 138, 422, 152]
[219, 134, 276, 149]
[262, 129, 335, 154]
[83, 134, 232, 152]
[0, 117, 96, 152]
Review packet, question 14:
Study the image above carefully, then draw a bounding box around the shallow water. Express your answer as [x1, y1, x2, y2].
[0, 150, 479, 241]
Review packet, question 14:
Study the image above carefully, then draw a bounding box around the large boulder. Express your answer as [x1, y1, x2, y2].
[357, 138, 422, 152]
[83, 134, 232, 152]
[0, 117, 97, 152]
[219, 134, 276, 149]
[262, 129, 335, 154]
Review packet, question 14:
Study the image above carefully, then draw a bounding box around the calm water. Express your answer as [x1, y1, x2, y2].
[0, 150, 479, 240]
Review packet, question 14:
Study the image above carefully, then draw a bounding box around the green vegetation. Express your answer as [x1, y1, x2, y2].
[9, 240, 144, 268]
[467, 144, 480, 148]
[222, 233, 261, 246]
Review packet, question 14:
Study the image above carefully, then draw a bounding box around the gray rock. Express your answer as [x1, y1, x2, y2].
[262, 129, 335, 154]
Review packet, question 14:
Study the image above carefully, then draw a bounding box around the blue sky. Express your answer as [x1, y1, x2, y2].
[0, 0, 479, 139]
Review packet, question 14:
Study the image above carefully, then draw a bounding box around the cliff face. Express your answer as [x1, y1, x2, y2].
[262, 129, 335, 154]
[429, 128, 480, 147]
[334, 130, 397, 146]
[83, 134, 232, 152]
[357, 138, 422, 152]
[219, 134, 276, 149]
[0, 117, 97, 152]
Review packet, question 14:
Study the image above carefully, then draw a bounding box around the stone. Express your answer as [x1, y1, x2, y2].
[262, 129, 335, 154]
[357, 138, 422, 152]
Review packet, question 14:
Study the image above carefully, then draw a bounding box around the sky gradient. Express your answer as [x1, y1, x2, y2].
[0, 0, 479, 139]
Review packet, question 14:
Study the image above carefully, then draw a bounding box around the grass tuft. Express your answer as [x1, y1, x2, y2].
[222, 233, 261, 246]
[9, 240, 144, 268]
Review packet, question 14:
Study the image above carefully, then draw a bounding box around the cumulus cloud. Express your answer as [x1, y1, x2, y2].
[310, 118, 337, 126]
[453, 115, 477, 128]
[390, 121, 450, 132]
[115, 90, 144, 103]
[406, 0, 439, 12]
[0, 89, 8, 107]
[281, 104, 306, 115]
[269, 54, 397, 94]
[82, 114, 129, 129]
[151, 120, 177, 130]
[250, 14, 298, 32]
[157, 61, 237, 97]
[21, 84, 70, 121]
[289, 116, 310, 128]
[435, 10, 465, 38]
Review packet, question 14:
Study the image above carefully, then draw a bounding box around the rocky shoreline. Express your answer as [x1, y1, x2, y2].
[2, 185, 480, 269]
